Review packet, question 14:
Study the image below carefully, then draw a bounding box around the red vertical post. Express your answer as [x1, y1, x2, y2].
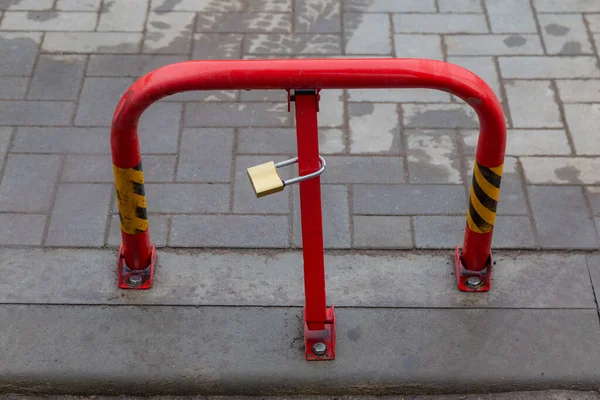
[294, 90, 335, 360]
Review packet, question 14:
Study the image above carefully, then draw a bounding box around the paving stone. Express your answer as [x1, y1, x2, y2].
[0, 127, 11, 167]
[294, 0, 338, 33]
[108, 214, 169, 247]
[353, 215, 412, 249]
[438, 0, 482, 12]
[55, 0, 100, 11]
[587, 187, 600, 215]
[407, 129, 462, 184]
[321, 156, 404, 184]
[192, 33, 243, 59]
[196, 12, 290, 33]
[0, 32, 41, 76]
[529, 185, 598, 249]
[498, 56, 600, 78]
[177, 128, 234, 182]
[353, 184, 466, 215]
[139, 102, 183, 154]
[447, 56, 502, 99]
[185, 102, 290, 127]
[42, 32, 142, 53]
[505, 80, 562, 128]
[98, 0, 147, 32]
[46, 184, 111, 247]
[167, 90, 238, 102]
[151, 0, 245, 12]
[344, 13, 391, 55]
[12, 127, 109, 153]
[75, 77, 134, 127]
[310, 89, 343, 128]
[292, 184, 350, 248]
[87, 55, 188, 77]
[246, 0, 291, 12]
[522, 157, 600, 185]
[345, 0, 435, 12]
[232, 155, 290, 214]
[145, 183, 229, 213]
[27, 55, 85, 100]
[170, 214, 289, 247]
[392, 13, 487, 34]
[394, 34, 443, 60]
[0, 101, 74, 126]
[504, 129, 570, 156]
[238, 128, 296, 154]
[319, 129, 345, 154]
[0, 154, 61, 212]
[413, 216, 464, 248]
[485, 0, 536, 33]
[144, 12, 195, 54]
[445, 34, 543, 55]
[244, 34, 341, 55]
[349, 87, 450, 103]
[0, 77, 27, 99]
[565, 104, 600, 155]
[349, 103, 400, 154]
[586, 14, 600, 32]
[240, 89, 286, 102]
[403, 103, 478, 128]
[534, 0, 600, 12]
[493, 215, 536, 248]
[0, 0, 53, 10]
[1, 11, 96, 30]
[557, 80, 600, 102]
[538, 14, 593, 55]
[63, 154, 175, 182]
[0, 214, 46, 246]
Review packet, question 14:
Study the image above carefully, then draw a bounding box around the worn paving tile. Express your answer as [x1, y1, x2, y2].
[521, 157, 600, 185]
[87, 55, 188, 77]
[238, 128, 296, 154]
[353, 215, 412, 249]
[150, 0, 245, 12]
[557, 80, 600, 102]
[406, 129, 462, 184]
[0, 214, 46, 246]
[493, 215, 536, 248]
[498, 56, 600, 78]
[0, 101, 74, 126]
[438, 0, 482, 12]
[0, 127, 12, 167]
[447, 57, 502, 99]
[344, 13, 391, 55]
[185, 102, 289, 127]
[0, 154, 61, 213]
[587, 187, 600, 215]
[170, 215, 289, 247]
[46, 184, 112, 247]
[0, 0, 53, 10]
[321, 156, 404, 184]
[311, 89, 344, 128]
[196, 12, 290, 33]
[0, 11, 97, 31]
[292, 184, 350, 249]
[232, 155, 290, 214]
[348, 87, 450, 103]
[0, 77, 28, 99]
[12, 127, 110, 153]
[246, 0, 291, 12]
[63, 155, 176, 183]
[349, 103, 401, 154]
[244, 33, 341, 55]
[538, 14, 594, 55]
[318, 129, 345, 154]
[565, 104, 600, 155]
[530, 186, 599, 249]
[403, 103, 478, 129]
[345, 0, 435, 12]
[42, 32, 142, 53]
[108, 214, 169, 247]
[144, 12, 195, 54]
[75, 77, 134, 127]
[27, 55, 85, 100]
[445, 34, 543, 55]
[136, 102, 183, 154]
[143, 183, 229, 214]
[167, 90, 238, 102]
[192, 33, 243, 59]
[353, 184, 466, 215]
[413, 216, 464, 249]
[485, 0, 536, 33]
[98, 0, 147, 32]
[0, 32, 41, 76]
[503, 129, 570, 156]
[394, 34, 443, 59]
[534, 0, 600, 12]
[55, 0, 101, 11]
[295, 0, 339, 33]
[177, 128, 234, 182]
[393, 13, 487, 34]
[505, 80, 562, 128]
[586, 14, 600, 32]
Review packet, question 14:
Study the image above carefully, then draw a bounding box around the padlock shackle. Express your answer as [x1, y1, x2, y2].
[279, 156, 326, 186]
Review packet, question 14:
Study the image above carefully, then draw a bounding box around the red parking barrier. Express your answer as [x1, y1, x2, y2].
[111, 58, 506, 358]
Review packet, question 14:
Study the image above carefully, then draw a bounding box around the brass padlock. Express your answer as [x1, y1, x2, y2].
[247, 156, 326, 198]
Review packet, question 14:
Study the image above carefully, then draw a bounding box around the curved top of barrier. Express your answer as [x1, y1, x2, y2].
[111, 58, 505, 168]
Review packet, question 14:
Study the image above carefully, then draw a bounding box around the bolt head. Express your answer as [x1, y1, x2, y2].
[466, 276, 482, 288]
[312, 342, 327, 356]
[128, 274, 143, 286]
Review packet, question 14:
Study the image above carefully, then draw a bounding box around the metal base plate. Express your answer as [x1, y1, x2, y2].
[117, 243, 156, 290]
[304, 306, 336, 361]
[455, 245, 492, 292]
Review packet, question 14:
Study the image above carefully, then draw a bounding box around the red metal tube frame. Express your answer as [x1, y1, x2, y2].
[111, 59, 505, 287]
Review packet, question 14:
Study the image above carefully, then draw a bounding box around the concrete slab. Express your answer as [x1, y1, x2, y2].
[0, 305, 598, 395]
[0, 249, 594, 309]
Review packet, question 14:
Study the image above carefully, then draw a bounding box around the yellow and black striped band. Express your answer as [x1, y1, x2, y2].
[467, 161, 503, 234]
[113, 162, 148, 235]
